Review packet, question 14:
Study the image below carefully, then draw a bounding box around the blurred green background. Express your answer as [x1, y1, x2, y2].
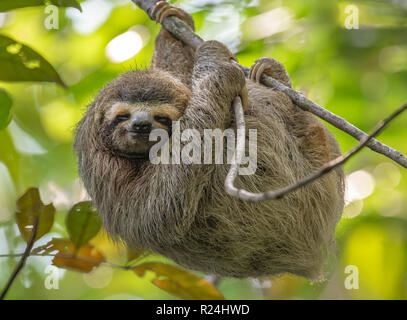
[0, 0, 407, 299]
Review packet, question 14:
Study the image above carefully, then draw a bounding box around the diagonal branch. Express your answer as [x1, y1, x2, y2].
[132, 0, 407, 168]
[225, 100, 407, 202]
[0, 217, 39, 300]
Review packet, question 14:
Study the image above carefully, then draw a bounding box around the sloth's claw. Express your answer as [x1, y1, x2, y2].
[152, 1, 195, 30]
[249, 58, 274, 83]
[240, 85, 248, 112]
[151, 0, 167, 18]
[249, 57, 292, 87]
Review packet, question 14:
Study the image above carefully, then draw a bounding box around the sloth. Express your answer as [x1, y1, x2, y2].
[74, 2, 345, 280]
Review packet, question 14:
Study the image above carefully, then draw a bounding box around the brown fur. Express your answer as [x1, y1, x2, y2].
[74, 11, 344, 279]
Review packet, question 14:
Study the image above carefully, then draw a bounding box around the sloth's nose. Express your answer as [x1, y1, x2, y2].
[131, 119, 152, 134]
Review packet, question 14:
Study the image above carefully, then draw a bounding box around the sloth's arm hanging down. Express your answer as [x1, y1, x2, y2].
[151, 2, 196, 87]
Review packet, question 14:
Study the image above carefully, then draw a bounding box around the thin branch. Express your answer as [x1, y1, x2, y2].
[259, 75, 407, 169]
[205, 274, 222, 287]
[132, 0, 407, 168]
[0, 252, 132, 271]
[225, 101, 407, 202]
[0, 217, 39, 300]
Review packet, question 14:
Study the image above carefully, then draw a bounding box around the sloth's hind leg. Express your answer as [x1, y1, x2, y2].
[249, 57, 292, 88]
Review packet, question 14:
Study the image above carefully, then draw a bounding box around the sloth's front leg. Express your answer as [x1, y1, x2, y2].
[151, 1, 195, 87]
[191, 40, 248, 114]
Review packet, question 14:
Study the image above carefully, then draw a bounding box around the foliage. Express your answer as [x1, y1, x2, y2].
[0, 89, 12, 129]
[0, 0, 406, 300]
[66, 201, 101, 248]
[33, 238, 105, 272]
[9, 188, 224, 299]
[15, 187, 55, 242]
[134, 262, 224, 300]
[0, 34, 66, 86]
[0, 0, 82, 13]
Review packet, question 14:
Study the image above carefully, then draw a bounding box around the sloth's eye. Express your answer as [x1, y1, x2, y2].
[154, 115, 172, 127]
[115, 114, 130, 122]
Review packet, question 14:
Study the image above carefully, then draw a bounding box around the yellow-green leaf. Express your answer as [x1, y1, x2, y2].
[15, 187, 55, 243]
[66, 201, 102, 249]
[33, 238, 105, 273]
[0, 88, 12, 130]
[134, 262, 225, 300]
[0, 34, 66, 87]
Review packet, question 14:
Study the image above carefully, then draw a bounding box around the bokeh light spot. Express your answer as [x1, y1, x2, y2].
[373, 162, 401, 190]
[243, 7, 293, 41]
[379, 46, 407, 73]
[83, 263, 113, 289]
[345, 170, 375, 203]
[66, 0, 113, 35]
[106, 30, 144, 63]
[343, 199, 364, 218]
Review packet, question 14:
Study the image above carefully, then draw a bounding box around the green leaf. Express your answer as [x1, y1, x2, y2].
[0, 34, 66, 87]
[15, 187, 55, 242]
[0, 0, 82, 12]
[66, 201, 102, 249]
[134, 262, 225, 300]
[0, 88, 12, 130]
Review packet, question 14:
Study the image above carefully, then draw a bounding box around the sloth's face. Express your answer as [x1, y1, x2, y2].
[104, 102, 182, 159]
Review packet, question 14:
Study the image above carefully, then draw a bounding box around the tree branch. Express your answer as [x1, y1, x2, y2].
[225, 100, 407, 202]
[0, 252, 135, 271]
[132, 0, 407, 168]
[0, 217, 39, 300]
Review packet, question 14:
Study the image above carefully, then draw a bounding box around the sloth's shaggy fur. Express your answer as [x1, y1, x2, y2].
[74, 20, 345, 279]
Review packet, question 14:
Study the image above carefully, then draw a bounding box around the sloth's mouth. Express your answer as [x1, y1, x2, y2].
[113, 147, 150, 160]
[129, 132, 150, 139]
[125, 151, 150, 160]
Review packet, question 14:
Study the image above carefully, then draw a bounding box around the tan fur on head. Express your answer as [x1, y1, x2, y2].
[74, 30, 344, 280]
